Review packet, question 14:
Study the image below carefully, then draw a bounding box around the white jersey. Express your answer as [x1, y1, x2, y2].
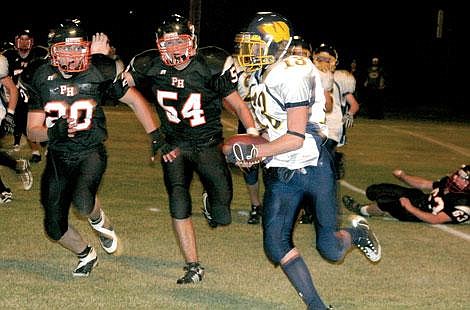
[0, 54, 8, 79]
[0, 55, 8, 118]
[248, 55, 326, 169]
[327, 70, 356, 143]
[233, 58, 263, 130]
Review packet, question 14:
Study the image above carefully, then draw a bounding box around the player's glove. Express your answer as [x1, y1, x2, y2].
[149, 129, 174, 157]
[226, 143, 259, 164]
[1, 112, 15, 134]
[47, 117, 69, 141]
[342, 112, 354, 128]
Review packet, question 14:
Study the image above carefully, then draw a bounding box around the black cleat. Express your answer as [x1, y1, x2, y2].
[176, 262, 204, 284]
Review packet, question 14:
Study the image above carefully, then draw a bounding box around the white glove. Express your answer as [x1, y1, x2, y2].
[342, 112, 354, 128]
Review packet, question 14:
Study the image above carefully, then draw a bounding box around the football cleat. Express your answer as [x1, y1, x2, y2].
[350, 216, 381, 262]
[201, 191, 217, 228]
[89, 209, 119, 254]
[342, 195, 365, 216]
[247, 205, 262, 224]
[0, 189, 13, 204]
[30, 154, 42, 163]
[176, 262, 205, 284]
[16, 159, 33, 191]
[73, 246, 98, 277]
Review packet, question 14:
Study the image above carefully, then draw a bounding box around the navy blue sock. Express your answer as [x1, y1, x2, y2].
[281, 256, 326, 309]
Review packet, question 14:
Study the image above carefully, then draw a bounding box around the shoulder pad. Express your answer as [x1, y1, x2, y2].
[19, 58, 48, 84]
[198, 46, 232, 76]
[91, 54, 117, 80]
[31, 46, 49, 59]
[1, 48, 16, 60]
[129, 49, 159, 74]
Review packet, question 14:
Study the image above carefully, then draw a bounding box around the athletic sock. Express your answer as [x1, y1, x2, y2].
[281, 256, 326, 309]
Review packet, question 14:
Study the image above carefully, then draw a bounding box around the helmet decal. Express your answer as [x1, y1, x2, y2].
[258, 21, 290, 43]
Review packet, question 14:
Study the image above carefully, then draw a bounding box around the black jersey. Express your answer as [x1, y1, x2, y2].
[20, 54, 128, 153]
[428, 177, 470, 223]
[2, 46, 48, 83]
[128, 49, 237, 147]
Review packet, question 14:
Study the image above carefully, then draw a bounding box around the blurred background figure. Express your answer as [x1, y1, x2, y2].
[363, 56, 386, 119]
[1, 29, 48, 162]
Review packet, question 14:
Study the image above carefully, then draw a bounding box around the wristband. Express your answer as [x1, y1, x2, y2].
[246, 127, 259, 136]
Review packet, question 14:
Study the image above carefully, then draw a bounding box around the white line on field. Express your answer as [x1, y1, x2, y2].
[380, 125, 470, 157]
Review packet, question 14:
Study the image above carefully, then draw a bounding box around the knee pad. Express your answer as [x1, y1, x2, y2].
[365, 184, 381, 201]
[263, 235, 291, 265]
[73, 196, 95, 216]
[316, 244, 343, 262]
[44, 217, 67, 241]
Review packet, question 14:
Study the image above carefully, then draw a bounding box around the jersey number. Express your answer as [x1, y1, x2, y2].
[44, 100, 96, 131]
[157, 90, 206, 127]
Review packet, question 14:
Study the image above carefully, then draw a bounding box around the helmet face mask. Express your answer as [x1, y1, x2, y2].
[15, 32, 34, 53]
[48, 19, 91, 73]
[447, 165, 470, 193]
[234, 12, 293, 72]
[313, 43, 338, 72]
[234, 32, 275, 72]
[156, 14, 197, 67]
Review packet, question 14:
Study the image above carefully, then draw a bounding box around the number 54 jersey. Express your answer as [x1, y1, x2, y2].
[19, 55, 127, 153]
[126, 49, 237, 147]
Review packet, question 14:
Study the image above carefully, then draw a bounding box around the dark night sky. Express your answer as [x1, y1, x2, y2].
[1, 1, 465, 114]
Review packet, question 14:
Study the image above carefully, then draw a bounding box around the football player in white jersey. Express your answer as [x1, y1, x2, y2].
[313, 44, 360, 180]
[231, 12, 381, 309]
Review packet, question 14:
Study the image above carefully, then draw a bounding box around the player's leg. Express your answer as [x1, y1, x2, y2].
[195, 145, 232, 226]
[41, 150, 97, 276]
[162, 152, 203, 283]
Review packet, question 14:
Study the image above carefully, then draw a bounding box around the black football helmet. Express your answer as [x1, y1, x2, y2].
[446, 164, 470, 193]
[234, 12, 293, 72]
[290, 35, 312, 58]
[48, 19, 91, 73]
[313, 43, 338, 72]
[155, 14, 197, 67]
[15, 29, 34, 53]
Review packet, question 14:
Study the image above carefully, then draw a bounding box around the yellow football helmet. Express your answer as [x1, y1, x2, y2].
[234, 12, 293, 72]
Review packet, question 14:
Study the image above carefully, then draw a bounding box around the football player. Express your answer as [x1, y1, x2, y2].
[343, 165, 470, 224]
[0, 54, 33, 202]
[2, 29, 49, 162]
[314, 44, 360, 177]
[232, 12, 382, 309]
[123, 14, 256, 284]
[23, 19, 158, 277]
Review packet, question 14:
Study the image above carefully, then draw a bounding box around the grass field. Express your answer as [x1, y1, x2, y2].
[0, 106, 469, 309]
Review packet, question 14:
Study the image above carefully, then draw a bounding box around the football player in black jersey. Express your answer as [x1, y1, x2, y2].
[23, 19, 158, 277]
[2, 29, 49, 162]
[124, 14, 257, 284]
[343, 165, 470, 224]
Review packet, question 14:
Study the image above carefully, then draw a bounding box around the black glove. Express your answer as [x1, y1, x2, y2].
[1, 112, 15, 134]
[149, 129, 173, 157]
[47, 117, 69, 141]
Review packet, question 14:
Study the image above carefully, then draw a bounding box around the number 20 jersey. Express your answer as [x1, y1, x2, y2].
[20, 54, 127, 153]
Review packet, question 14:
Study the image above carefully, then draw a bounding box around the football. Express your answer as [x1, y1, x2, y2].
[222, 134, 268, 156]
